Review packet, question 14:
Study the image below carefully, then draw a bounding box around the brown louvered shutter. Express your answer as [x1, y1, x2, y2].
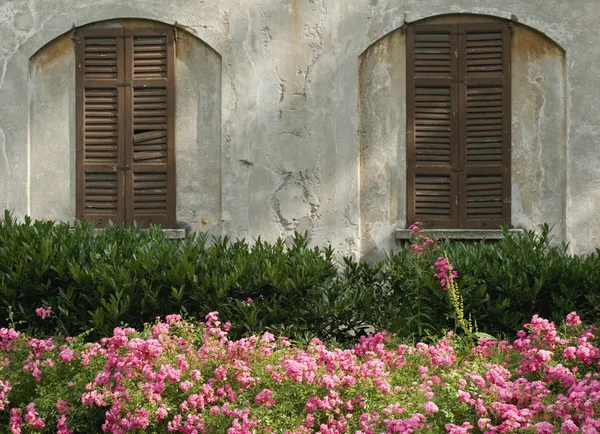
[406, 25, 458, 228]
[126, 29, 175, 227]
[76, 28, 176, 228]
[76, 29, 124, 227]
[406, 22, 510, 229]
[458, 23, 510, 228]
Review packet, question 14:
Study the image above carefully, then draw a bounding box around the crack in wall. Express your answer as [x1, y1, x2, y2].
[270, 169, 321, 233]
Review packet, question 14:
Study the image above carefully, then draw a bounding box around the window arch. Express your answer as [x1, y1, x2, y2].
[406, 21, 511, 229]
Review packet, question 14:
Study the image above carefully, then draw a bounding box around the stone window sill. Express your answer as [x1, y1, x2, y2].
[395, 228, 523, 241]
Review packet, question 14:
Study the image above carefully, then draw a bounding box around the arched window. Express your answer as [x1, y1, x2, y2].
[406, 22, 511, 229]
[75, 27, 175, 227]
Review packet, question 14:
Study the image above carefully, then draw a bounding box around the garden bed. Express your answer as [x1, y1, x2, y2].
[1, 310, 599, 433]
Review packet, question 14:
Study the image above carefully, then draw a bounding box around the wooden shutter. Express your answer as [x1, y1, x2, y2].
[126, 29, 176, 228]
[406, 25, 459, 228]
[406, 22, 511, 229]
[76, 29, 125, 227]
[458, 23, 510, 228]
[76, 27, 176, 228]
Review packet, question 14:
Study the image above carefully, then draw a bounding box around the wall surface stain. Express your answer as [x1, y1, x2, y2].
[32, 32, 72, 73]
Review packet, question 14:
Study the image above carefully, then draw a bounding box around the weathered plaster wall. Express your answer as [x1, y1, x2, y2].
[359, 29, 406, 259]
[359, 17, 566, 259]
[511, 25, 566, 241]
[30, 32, 75, 222]
[0, 0, 597, 256]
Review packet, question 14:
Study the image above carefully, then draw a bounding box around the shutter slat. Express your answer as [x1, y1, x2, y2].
[465, 29, 504, 76]
[83, 87, 118, 165]
[465, 86, 504, 166]
[133, 172, 169, 220]
[413, 28, 453, 78]
[414, 174, 453, 220]
[133, 35, 168, 79]
[82, 35, 118, 80]
[84, 173, 118, 215]
[465, 175, 503, 221]
[414, 86, 452, 166]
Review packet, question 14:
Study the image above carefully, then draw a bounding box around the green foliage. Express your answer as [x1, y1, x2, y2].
[380, 224, 600, 340]
[1, 212, 600, 343]
[0, 211, 379, 344]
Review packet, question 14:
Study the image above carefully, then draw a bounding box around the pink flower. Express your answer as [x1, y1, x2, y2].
[10, 408, 22, 434]
[431, 256, 458, 290]
[424, 401, 439, 414]
[179, 381, 193, 391]
[566, 312, 582, 326]
[562, 419, 579, 433]
[56, 414, 72, 434]
[445, 422, 473, 433]
[35, 306, 51, 320]
[59, 347, 74, 363]
[255, 388, 276, 408]
[535, 422, 555, 434]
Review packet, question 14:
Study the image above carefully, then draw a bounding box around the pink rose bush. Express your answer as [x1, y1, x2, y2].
[0, 309, 599, 433]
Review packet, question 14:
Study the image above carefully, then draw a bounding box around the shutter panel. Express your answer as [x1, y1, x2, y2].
[458, 24, 511, 228]
[126, 29, 176, 228]
[407, 25, 459, 228]
[76, 29, 125, 227]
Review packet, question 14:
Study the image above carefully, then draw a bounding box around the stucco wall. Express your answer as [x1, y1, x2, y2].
[0, 0, 597, 256]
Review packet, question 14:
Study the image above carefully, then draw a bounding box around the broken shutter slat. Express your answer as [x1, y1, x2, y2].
[128, 28, 176, 228]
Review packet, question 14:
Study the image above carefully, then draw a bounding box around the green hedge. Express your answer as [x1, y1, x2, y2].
[0, 212, 380, 344]
[377, 225, 600, 338]
[1, 212, 599, 343]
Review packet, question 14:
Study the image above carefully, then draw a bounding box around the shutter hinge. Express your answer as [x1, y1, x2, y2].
[504, 197, 512, 203]
[452, 79, 465, 84]
[118, 33, 133, 39]
[71, 27, 80, 43]
[116, 82, 131, 88]
[451, 168, 464, 172]
[507, 22, 515, 36]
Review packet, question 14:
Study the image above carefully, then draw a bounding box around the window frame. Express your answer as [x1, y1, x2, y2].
[75, 27, 176, 228]
[406, 22, 511, 229]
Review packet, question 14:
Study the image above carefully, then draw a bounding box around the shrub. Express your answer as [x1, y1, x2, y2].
[0, 311, 599, 433]
[2, 212, 600, 344]
[379, 224, 600, 340]
[0, 212, 380, 344]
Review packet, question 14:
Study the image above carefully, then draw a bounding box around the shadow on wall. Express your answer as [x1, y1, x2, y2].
[358, 14, 566, 261]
